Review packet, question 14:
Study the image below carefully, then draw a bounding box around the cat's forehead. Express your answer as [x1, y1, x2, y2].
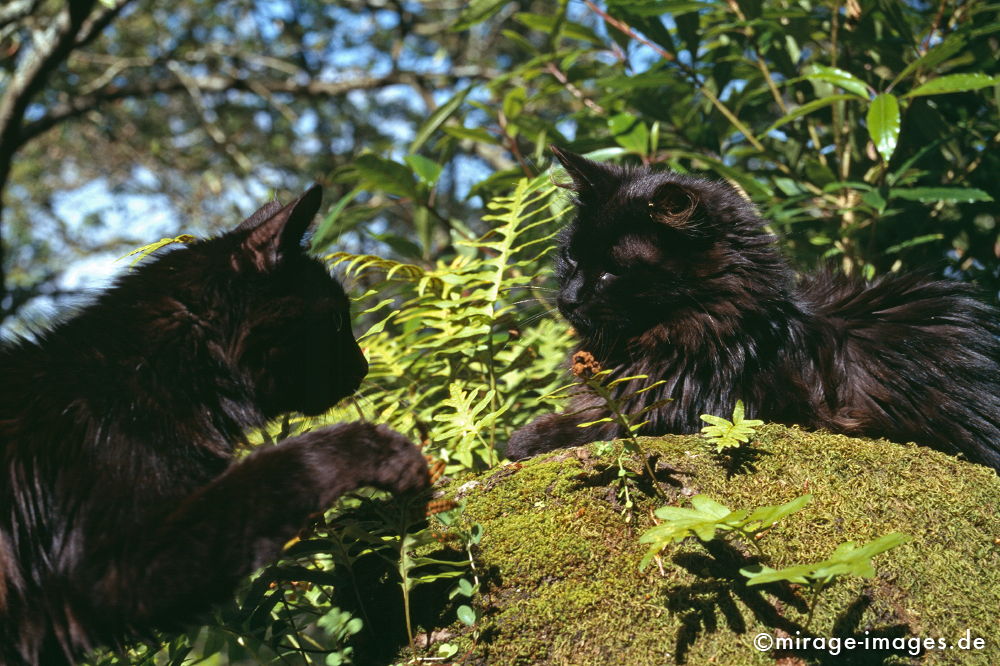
[611, 234, 662, 264]
[617, 170, 682, 201]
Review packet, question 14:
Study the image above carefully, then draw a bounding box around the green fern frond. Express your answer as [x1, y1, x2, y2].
[117, 234, 197, 269]
[699, 399, 764, 452]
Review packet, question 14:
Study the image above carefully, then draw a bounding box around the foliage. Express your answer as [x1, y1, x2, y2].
[429, 0, 1000, 290]
[325, 177, 573, 473]
[117, 234, 197, 269]
[699, 399, 764, 452]
[84, 492, 482, 666]
[640, 490, 908, 630]
[741, 532, 911, 628]
[638, 493, 812, 569]
[6, 0, 1000, 328]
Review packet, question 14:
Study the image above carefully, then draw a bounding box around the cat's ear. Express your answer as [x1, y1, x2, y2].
[240, 185, 323, 269]
[550, 145, 618, 198]
[236, 200, 285, 232]
[649, 183, 698, 229]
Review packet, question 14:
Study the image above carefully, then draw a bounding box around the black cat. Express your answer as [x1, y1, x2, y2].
[0, 186, 430, 664]
[507, 147, 1000, 471]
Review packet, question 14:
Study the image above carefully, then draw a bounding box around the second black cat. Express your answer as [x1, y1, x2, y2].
[0, 186, 429, 664]
[507, 148, 1000, 471]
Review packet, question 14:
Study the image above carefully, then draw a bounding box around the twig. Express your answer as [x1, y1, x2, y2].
[545, 62, 605, 114]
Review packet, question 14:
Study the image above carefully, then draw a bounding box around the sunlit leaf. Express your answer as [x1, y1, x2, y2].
[906, 73, 1000, 98]
[866, 93, 901, 163]
[409, 86, 473, 153]
[890, 187, 993, 203]
[806, 65, 870, 98]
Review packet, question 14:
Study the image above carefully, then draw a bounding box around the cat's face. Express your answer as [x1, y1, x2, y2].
[146, 186, 368, 419]
[229, 187, 368, 418]
[550, 147, 770, 339]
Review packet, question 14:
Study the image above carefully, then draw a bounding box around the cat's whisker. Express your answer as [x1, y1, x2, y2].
[516, 308, 559, 328]
[509, 298, 552, 307]
[499, 285, 559, 293]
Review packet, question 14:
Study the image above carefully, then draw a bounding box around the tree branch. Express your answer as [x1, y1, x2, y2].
[0, 0, 135, 322]
[0, 0, 40, 30]
[17, 68, 488, 149]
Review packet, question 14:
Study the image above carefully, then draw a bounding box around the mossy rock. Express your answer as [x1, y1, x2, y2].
[426, 425, 999, 665]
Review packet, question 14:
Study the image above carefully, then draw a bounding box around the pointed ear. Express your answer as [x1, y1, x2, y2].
[550, 145, 619, 197]
[240, 185, 323, 269]
[236, 200, 284, 232]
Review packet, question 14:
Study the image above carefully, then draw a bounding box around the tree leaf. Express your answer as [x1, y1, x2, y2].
[354, 154, 417, 198]
[452, 0, 508, 31]
[514, 13, 603, 44]
[889, 34, 966, 89]
[806, 65, 870, 98]
[906, 73, 1000, 98]
[762, 94, 859, 136]
[311, 185, 364, 252]
[409, 86, 472, 153]
[404, 154, 443, 186]
[608, 112, 650, 156]
[890, 187, 993, 203]
[866, 93, 901, 163]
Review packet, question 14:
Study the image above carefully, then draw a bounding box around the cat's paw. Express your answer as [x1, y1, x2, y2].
[356, 423, 431, 495]
[304, 422, 430, 498]
[507, 412, 602, 459]
[506, 420, 552, 460]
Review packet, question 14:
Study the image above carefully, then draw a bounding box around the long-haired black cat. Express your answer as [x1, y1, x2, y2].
[0, 186, 429, 664]
[507, 147, 1000, 471]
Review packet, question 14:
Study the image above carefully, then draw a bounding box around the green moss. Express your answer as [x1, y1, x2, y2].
[430, 425, 999, 665]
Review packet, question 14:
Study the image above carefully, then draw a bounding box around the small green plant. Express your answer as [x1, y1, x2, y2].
[639, 493, 812, 569]
[638, 492, 910, 632]
[316, 607, 363, 666]
[740, 532, 911, 629]
[350, 495, 479, 662]
[436, 506, 486, 650]
[699, 400, 764, 453]
[545, 351, 672, 515]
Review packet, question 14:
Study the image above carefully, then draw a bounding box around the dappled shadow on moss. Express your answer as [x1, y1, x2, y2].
[664, 540, 913, 665]
[570, 453, 688, 506]
[665, 539, 801, 663]
[713, 444, 772, 478]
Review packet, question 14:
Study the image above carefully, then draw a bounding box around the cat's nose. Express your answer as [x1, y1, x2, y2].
[356, 347, 369, 380]
[348, 345, 368, 390]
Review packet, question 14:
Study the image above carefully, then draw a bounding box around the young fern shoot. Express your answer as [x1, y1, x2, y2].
[700, 399, 764, 453]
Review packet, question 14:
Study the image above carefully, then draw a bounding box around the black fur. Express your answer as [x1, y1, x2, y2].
[0, 186, 429, 664]
[507, 147, 1000, 471]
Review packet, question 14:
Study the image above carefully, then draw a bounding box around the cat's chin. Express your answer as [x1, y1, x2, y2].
[299, 393, 353, 417]
[559, 306, 648, 339]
